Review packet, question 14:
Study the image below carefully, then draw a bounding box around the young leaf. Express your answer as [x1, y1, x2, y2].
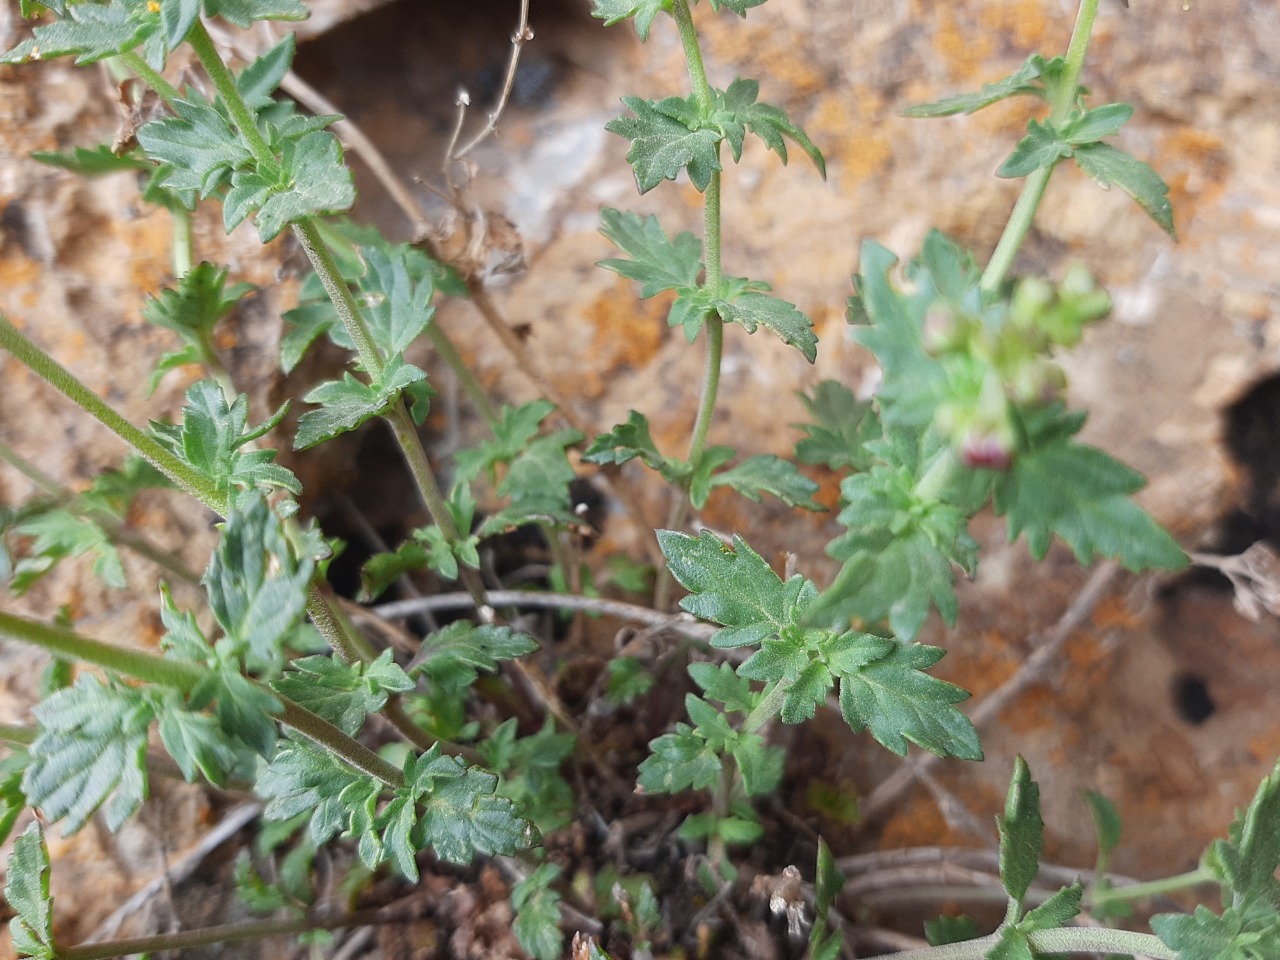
[1, 2, 151, 67]
[242, 130, 356, 242]
[638, 722, 722, 794]
[271, 650, 414, 736]
[203, 0, 310, 28]
[156, 697, 249, 786]
[925, 915, 978, 946]
[10, 508, 125, 592]
[150, 379, 300, 499]
[1084, 790, 1123, 862]
[607, 95, 723, 193]
[997, 756, 1043, 910]
[714, 78, 826, 176]
[6, 822, 55, 960]
[591, 0, 669, 39]
[22, 675, 155, 832]
[256, 732, 371, 846]
[1060, 102, 1133, 145]
[31, 144, 151, 176]
[455, 400, 556, 483]
[1201, 759, 1280, 910]
[1020, 881, 1082, 931]
[144, 261, 254, 390]
[996, 120, 1072, 179]
[359, 245, 437, 359]
[605, 657, 656, 704]
[501, 430, 585, 516]
[836, 639, 981, 760]
[993, 412, 1186, 571]
[294, 356, 429, 450]
[794, 380, 881, 472]
[901, 54, 1054, 118]
[403, 746, 537, 865]
[138, 93, 252, 196]
[1072, 142, 1176, 238]
[1152, 903, 1280, 960]
[411, 622, 539, 692]
[598, 208, 702, 297]
[657, 530, 804, 648]
[807, 837, 846, 960]
[583, 410, 668, 471]
[708, 454, 822, 510]
[512, 863, 565, 960]
[714, 290, 818, 362]
[0, 751, 28, 848]
[204, 493, 314, 669]
[814, 445, 978, 641]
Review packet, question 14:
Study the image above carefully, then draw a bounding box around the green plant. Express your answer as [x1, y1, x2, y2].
[0, 0, 1274, 958]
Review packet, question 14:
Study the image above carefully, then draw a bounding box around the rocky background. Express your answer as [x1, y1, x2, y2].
[1, 0, 1278, 954]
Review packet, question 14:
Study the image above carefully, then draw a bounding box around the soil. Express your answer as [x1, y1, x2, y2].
[1, 0, 1278, 957]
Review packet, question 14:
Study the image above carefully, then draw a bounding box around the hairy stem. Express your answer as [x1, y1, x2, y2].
[292, 217, 385, 378]
[118, 50, 180, 107]
[186, 21, 277, 172]
[979, 0, 1099, 293]
[0, 611, 206, 690]
[0, 722, 36, 746]
[654, 1, 725, 608]
[0, 315, 224, 512]
[306, 585, 377, 665]
[1087, 866, 1216, 909]
[857, 927, 1176, 960]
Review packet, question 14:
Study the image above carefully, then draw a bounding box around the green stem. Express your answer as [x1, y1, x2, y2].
[743, 680, 789, 734]
[672, 0, 713, 110]
[653, 2, 726, 612]
[0, 611, 206, 690]
[858, 927, 1177, 960]
[979, 0, 1099, 293]
[186, 21, 277, 172]
[171, 205, 193, 278]
[118, 50, 181, 107]
[58, 906, 418, 960]
[1088, 866, 1216, 908]
[275, 697, 401, 787]
[0, 315, 224, 512]
[291, 218, 385, 377]
[0, 722, 36, 747]
[915, 447, 959, 503]
[425, 323, 499, 429]
[978, 166, 1052, 293]
[306, 586, 377, 666]
[384, 402, 490, 609]
[1055, 0, 1101, 117]
[0, 611, 402, 788]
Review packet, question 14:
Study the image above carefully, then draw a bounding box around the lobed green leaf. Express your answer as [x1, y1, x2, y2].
[837, 639, 981, 759]
[204, 493, 314, 669]
[607, 95, 722, 193]
[294, 356, 429, 450]
[591, 0, 670, 40]
[23, 675, 155, 832]
[1073, 141, 1176, 238]
[5, 822, 55, 960]
[997, 756, 1043, 909]
[598, 208, 702, 297]
[657, 530, 805, 648]
[512, 863, 565, 960]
